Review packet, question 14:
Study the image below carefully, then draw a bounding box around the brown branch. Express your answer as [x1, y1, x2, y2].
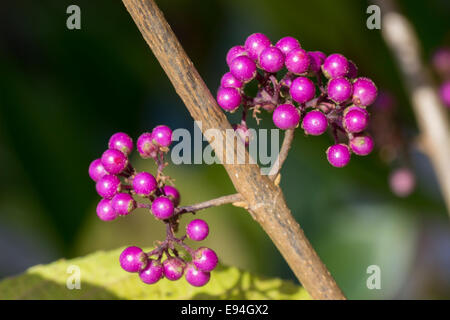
[374, 0, 450, 215]
[269, 128, 295, 180]
[175, 193, 243, 215]
[122, 0, 345, 299]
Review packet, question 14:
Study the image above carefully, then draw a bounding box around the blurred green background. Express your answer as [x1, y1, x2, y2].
[0, 0, 449, 299]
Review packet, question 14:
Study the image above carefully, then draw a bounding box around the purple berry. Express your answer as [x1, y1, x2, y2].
[439, 81, 450, 107]
[346, 60, 358, 79]
[272, 104, 300, 130]
[119, 246, 148, 273]
[343, 106, 369, 133]
[139, 259, 164, 284]
[327, 77, 353, 103]
[322, 53, 349, 79]
[162, 185, 180, 207]
[285, 48, 310, 75]
[389, 168, 415, 197]
[217, 87, 241, 111]
[186, 219, 209, 241]
[258, 46, 285, 73]
[275, 36, 300, 55]
[307, 51, 326, 73]
[226, 45, 247, 67]
[151, 196, 174, 219]
[229, 56, 257, 82]
[326, 144, 351, 168]
[244, 33, 271, 61]
[432, 47, 450, 75]
[111, 192, 136, 216]
[132, 172, 157, 197]
[185, 263, 210, 287]
[290, 77, 316, 103]
[193, 247, 218, 272]
[101, 148, 128, 175]
[96, 174, 121, 199]
[137, 132, 158, 159]
[163, 257, 185, 281]
[88, 159, 108, 182]
[152, 125, 172, 148]
[352, 77, 378, 106]
[108, 132, 133, 155]
[350, 135, 374, 156]
[220, 72, 243, 89]
[301, 110, 328, 136]
[96, 198, 118, 221]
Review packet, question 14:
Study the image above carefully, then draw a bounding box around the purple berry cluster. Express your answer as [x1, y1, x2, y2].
[88, 127, 217, 287]
[216, 33, 378, 167]
[432, 47, 450, 108]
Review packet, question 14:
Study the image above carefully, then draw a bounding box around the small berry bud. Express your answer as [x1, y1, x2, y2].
[272, 104, 300, 130]
[285, 48, 310, 75]
[101, 149, 128, 175]
[258, 46, 285, 73]
[137, 132, 158, 159]
[326, 144, 351, 168]
[119, 246, 148, 273]
[217, 87, 241, 111]
[193, 247, 218, 272]
[327, 77, 353, 104]
[96, 174, 121, 199]
[151, 196, 174, 220]
[186, 219, 209, 241]
[163, 257, 186, 281]
[244, 33, 271, 61]
[349, 135, 374, 156]
[275, 36, 301, 55]
[88, 159, 108, 182]
[162, 185, 180, 207]
[111, 192, 136, 216]
[96, 198, 118, 221]
[289, 77, 316, 103]
[108, 132, 133, 155]
[152, 125, 172, 148]
[185, 263, 210, 287]
[301, 110, 328, 136]
[139, 259, 164, 284]
[132, 172, 157, 197]
[352, 77, 378, 106]
[322, 53, 349, 79]
[229, 56, 257, 82]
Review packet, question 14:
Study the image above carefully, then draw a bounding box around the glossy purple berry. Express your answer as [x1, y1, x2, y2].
[307, 51, 326, 73]
[301, 110, 328, 136]
[96, 174, 121, 199]
[229, 56, 257, 82]
[285, 48, 310, 75]
[139, 259, 164, 284]
[96, 198, 118, 221]
[186, 219, 209, 241]
[272, 104, 300, 130]
[322, 53, 349, 79]
[101, 148, 128, 175]
[290, 77, 316, 103]
[193, 247, 218, 272]
[111, 193, 136, 216]
[217, 87, 241, 111]
[220, 72, 243, 89]
[185, 263, 210, 287]
[119, 246, 148, 273]
[226, 45, 247, 67]
[439, 81, 450, 107]
[275, 36, 300, 55]
[132, 172, 157, 197]
[258, 46, 284, 73]
[346, 60, 358, 79]
[151, 196, 174, 219]
[244, 33, 271, 61]
[163, 257, 185, 281]
[137, 132, 158, 159]
[343, 106, 369, 133]
[152, 125, 172, 148]
[162, 185, 180, 207]
[89, 159, 108, 182]
[327, 77, 353, 103]
[352, 77, 378, 106]
[326, 144, 351, 168]
[350, 135, 374, 156]
[108, 132, 133, 155]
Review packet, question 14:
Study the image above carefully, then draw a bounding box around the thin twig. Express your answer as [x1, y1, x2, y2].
[176, 193, 243, 215]
[269, 129, 295, 180]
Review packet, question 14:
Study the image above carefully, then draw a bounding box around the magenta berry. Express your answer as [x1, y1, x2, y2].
[226, 45, 247, 66]
[290, 76, 316, 103]
[275, 36, 300, 55]
[229, 55, 257, 82]
[244, 33, 271, 61]
[326, 144, 351, 168]
[88, 158, 108, 182]
[139, 259, 164, 284]
[186, 219, 209, 241]
[132, 172, 157, 196]
[258, 46, 285, 73]
[119, 246, 148, 273]
[152, 125, 172, 148]
[220, 72, 243, 89]
[96, 198, 118, 221]
[193, 247, 218, 272]
[285, 48, 310, 75]
[185, 263, 210, 287]
[162, 185, 180, 207]
[327, 77, 353, 103]
[439, 81, 450, 107]
[111, 193, 136, 216]
[343, 106, 369, 133]
[272, 104, 300, 130]
[217, 87, 241, 111]
[108, 132, 133, 155]
[96, 174, 121, 199]
[322, 53, 349, 79]
[301, 110, 328, 136]
[151, 196, 174, 220]
[350, 135, 374, 156]
[101, 148, 128, 175]
[163, 257, 185, 281]
[137, 132, 158, 159]
[307, 51, 325, 73]
[346, 60, 358, 79]
[352, 77, 378, 106]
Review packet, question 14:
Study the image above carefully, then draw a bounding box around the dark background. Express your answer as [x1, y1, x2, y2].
[0, 0, 449, 299]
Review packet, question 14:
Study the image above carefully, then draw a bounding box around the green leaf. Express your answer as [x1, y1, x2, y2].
[0, 248, 309, 300]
